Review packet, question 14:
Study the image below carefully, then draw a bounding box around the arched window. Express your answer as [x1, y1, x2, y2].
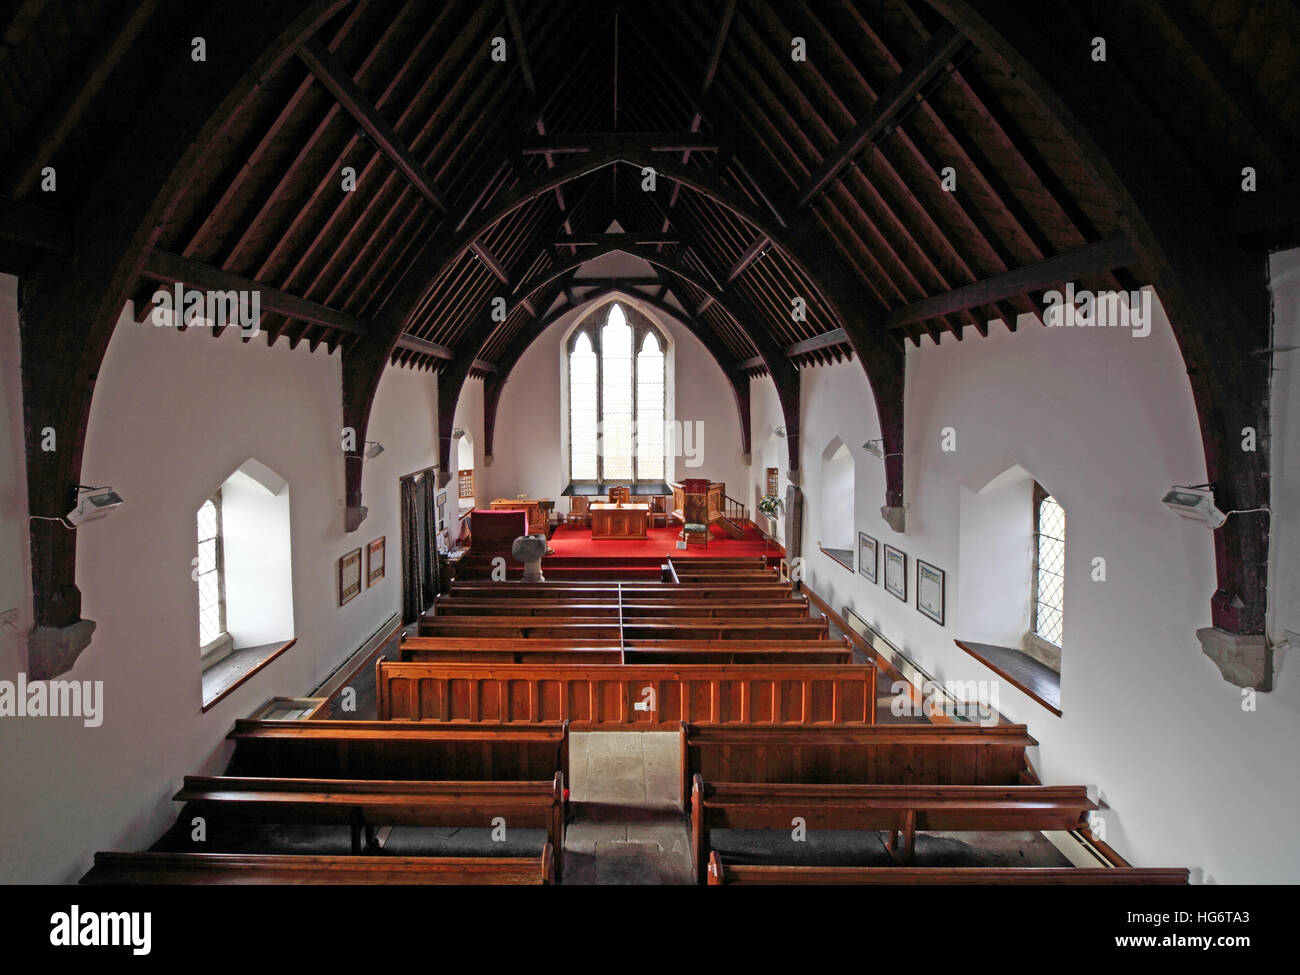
[195, 459, 295, 707]
[568, 303, 666, 483]
[196, 493, 226, 652]
[1032, 487, 1065, 646]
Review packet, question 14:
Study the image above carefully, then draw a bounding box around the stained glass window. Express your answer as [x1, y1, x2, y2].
[1033, 490, 1065, 646]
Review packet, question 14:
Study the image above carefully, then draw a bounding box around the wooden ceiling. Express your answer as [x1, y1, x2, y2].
[4, 0, 1294, 380]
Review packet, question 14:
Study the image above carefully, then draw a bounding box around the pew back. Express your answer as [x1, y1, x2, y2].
[377, 661, 876, 729]
[680, 723, 1037, 801]
[227, 719, 569, 781]
[81, 849, 556, 885]
[704, 853, 1188, 885]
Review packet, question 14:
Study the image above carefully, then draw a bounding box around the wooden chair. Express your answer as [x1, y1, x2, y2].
[566, 496, 590, 527]
[608, 486, 631, 504]
[678, 478, 710, 547]
[650, 495, 669, 528]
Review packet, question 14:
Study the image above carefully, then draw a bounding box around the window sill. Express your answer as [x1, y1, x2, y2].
[563, 482, 672, 497]
[201, 638, 296, 712]
[954, 639, 1062, 717]
[819, 546, 854, 573]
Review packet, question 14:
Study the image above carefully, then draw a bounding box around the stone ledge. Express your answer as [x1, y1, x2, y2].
[27, 619, 97, 680]
[344, 504, 368, 533]
[1196, 626, 1274, 691]
[880, 505, 906, 533]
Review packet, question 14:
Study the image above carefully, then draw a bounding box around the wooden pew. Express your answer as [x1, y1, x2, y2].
[418, 616, 828, 640]
[81, 847, 556, 885]
[690, 776, 1095, 880]
[400, 639, 852, 665]
[428, 599, 810, 619]
[174, 773, 565, 857]
[704, 852, 1188, 885]
[448, 582, 795, 599]
[680, 723, 1039, 803]
[227, 719, 569, 782]
[672, 570, 780, 584]
[377, 660, 876, 728]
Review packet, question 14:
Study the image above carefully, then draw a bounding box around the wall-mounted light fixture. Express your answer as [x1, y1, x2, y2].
[67, 485, 124, 526]
[363, 441, 385, 459]
[1161, 485, 1226, 528]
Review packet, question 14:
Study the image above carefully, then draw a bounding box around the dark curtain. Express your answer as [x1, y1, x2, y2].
[422, 472, 440, 599]
[400, 476, 423, 625]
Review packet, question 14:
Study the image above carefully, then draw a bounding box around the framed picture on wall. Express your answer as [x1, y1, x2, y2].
[917, 559, 945, 625]
[858, 532, 878, 584]
[883, 545, 906, 601]
[367, 537, 385, 586]
[765, 467, 779, 497]
[339, 548, 362, 606]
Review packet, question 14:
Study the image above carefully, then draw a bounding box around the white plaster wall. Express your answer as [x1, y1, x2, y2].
[956, 468, 1034, 649]
[748, 378, 789, 544]
[0, 291, 438, 883]
[790, 281, 1300, 884]
[485, 296, 746, 507]
[818, 443, 855, 552]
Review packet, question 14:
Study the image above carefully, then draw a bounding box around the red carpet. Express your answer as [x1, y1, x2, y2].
[546, 522, 783, 560]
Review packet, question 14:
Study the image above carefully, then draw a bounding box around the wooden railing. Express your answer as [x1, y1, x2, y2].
[722, 494, 747, 524]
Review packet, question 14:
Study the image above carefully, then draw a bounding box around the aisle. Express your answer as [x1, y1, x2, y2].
[561, 732, 695, 885]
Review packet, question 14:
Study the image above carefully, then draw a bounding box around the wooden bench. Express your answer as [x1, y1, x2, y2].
[449, 582, 794, 599]
[428, 599, 810, 619]
[417, 616, 829, 641]
[672, 570, 781, 584]
[690, 777, 1094, 881]
[703, 852, 1188, 885]
[377, 660, 876, 728]
[81, 847, 555, 885]
[400, 638, 852, 666]
[175, 773, 565, 857]
[227, 719, 569, 782]
[680, 723, 1039, 803]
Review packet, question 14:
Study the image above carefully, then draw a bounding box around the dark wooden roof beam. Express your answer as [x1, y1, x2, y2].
[793, 24, 967, 211]
[522, 133, 721, 155]
[297, 36, 449, 213]
[502, 0, 535, 96]
[548, 233, 680, 247]
[884, 235, 1139, 330]
[141, 249, 366, 336]
[0, 194, 72, 253]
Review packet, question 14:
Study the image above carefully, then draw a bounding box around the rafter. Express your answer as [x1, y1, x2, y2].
[297, 36, 449, 213]
[0, 195, 72, 254]
[522, 133, 721, 155]
[547, 233, 680, 248]
[502, 0, 534, 96]
[6, 0, 159, 198]
[793, 24, 966, 211]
